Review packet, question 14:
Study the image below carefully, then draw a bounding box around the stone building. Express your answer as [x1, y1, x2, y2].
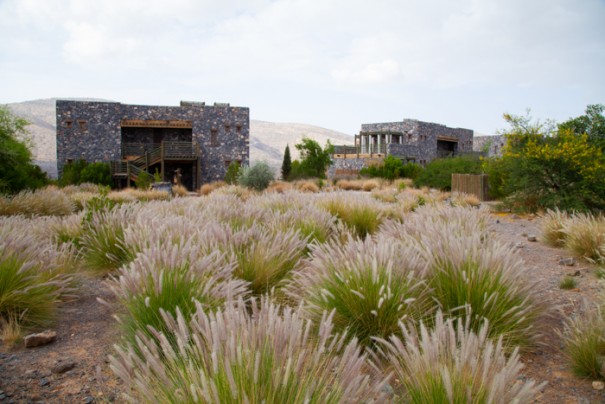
[473, 134, 505, 157]
[56, 100, 249, 190]
[330, 119, 474, 178]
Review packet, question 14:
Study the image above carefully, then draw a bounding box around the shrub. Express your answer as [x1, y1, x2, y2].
[110, 297, 388, 403]
[362, 179, 380, 191]
[79, 162, 112, 186]
[224, 161, 241, 185]
[172, 184, 188, 197]
[288, 237, 431, 347]
[335, 179, 363, 191]
[108, 242, 247, 349]
[414, 155, 482, 191]
[295, 180, 319, 193]
[320, 194, 384, 239]
[267, 181, 293, 193]
[561, 302, 605, 379]
[374, 312, 544, 403]
[59, 159, 88, 186]
[135, 170, 153, 190]
[238, 161, 274, 191]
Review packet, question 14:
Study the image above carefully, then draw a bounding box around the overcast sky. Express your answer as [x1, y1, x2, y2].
[1, 0, 603, 135]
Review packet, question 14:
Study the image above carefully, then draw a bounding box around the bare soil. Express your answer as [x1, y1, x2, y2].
[1, 212, 604, 403]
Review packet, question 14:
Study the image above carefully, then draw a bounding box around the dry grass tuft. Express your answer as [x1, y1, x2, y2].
[336, 179, 363, 191]
[295, 180, 320, 193]
[267, 181, 293, 193]
[171, 184, 189, 197]
[539, 209, 570, 248]
[0, 187, 76, 216]
[563, 213, 605, 263]
[198, 181, 227, 196]
[362, 179, 380, 192]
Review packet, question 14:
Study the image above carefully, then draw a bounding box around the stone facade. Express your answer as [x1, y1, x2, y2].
[56, 100, 249, 187]
[330, 119, 473, 178]
[473, 135, 506, 157]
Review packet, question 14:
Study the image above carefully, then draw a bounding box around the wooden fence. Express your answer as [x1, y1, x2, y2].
[451, 174, 489, 201]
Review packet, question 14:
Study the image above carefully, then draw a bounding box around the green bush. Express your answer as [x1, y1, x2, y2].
[59, 159, 88, 186]
[79, 162, 112, 187]
[238, 161, 274, 191]
[224, 161, 241, 185]
[360, 156, 422, 181]
[135, 170, 152, 190]
[415, 155, 482, 190]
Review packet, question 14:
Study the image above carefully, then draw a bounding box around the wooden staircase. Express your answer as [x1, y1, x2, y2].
[111, 141, 199, 184]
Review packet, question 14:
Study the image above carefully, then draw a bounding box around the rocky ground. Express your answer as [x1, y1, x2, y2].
[0, 212, 604, 403]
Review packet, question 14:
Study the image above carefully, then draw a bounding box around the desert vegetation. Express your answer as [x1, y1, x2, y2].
[1, 182, 575, 402]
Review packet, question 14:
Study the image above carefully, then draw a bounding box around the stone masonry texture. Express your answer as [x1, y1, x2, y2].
[56, 100, 249, 186]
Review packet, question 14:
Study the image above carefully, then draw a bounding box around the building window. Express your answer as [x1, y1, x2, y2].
[64, 120, 73, 128]
[78, 120, 87, 130]
[236, 124, 242, 133]
[225, 125, 231, 133]
[210, 129, 218, 147]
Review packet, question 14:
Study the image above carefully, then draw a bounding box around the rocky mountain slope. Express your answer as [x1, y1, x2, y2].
[5, 99, 354, 178]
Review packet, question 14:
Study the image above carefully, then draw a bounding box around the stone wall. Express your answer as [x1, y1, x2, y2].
[473, 135, 505, 157]
[56, 100, 249, 185]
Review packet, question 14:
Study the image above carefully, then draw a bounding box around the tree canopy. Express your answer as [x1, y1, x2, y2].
[293, 137, 333, 179]
[0, 106, 48, 194]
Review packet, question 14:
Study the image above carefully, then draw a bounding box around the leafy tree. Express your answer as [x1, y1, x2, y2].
[225, 161, 241, 185]
[493, 109, 605, 212]
[238, 161, 274, 191]
[414, 155, 482, 190]
[294, 137, 333, 179]
[0, 106, 48, 193]
[281, 145, 292, 180]
[80, 162, 112, 186]
[135, 170, 153, 190]
[558, 104, 605, 150]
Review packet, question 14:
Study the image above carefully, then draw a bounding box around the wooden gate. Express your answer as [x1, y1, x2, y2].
[451, 174, 489, 201]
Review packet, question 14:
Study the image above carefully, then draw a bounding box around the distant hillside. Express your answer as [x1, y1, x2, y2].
[4, 99, 354, 178]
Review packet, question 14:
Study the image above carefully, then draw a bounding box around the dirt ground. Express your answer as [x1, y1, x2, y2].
[1, 212, 604, 403]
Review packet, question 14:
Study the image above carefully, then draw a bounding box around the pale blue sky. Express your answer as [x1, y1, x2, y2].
[1, 0, 603, 135]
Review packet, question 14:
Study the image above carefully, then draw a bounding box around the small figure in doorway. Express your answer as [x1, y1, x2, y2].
[173, 168, 183, 186]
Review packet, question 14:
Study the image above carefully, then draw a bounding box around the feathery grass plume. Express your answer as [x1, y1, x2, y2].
[106, 190, 138, 204]
[372, 189, 398, 203]
[320, 193, 385, 239]
[68, 191, 98, 210]
[110, 297, 389, 403]
[379, 206, 542, 348]
[80, 204, 139, 274]
[266, 201, 337, 245]
[393, 178, 414, 190]
[60, 182, 101, 195]
[213, 184, 253, 200]
[198, 180, 227, 195]
[560, 295, 605, 379]
[287, 236, 431, 347]
[229, 226, 308, 295]
[373, 312, 544, 403]
[108, 240, 247, 349]
[539, 208, 571, 247]
[0, 187, 76, 216]
[563, 212, 605, 263]
[0, 228, 74, 333]
[48, 212, 85, 247]
[449, 192, 481, 208]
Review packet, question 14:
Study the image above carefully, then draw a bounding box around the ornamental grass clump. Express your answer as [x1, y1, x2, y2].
[0, 187, 75, 216]
[374, 312, 544, 403]
[560, 298, 605, 379]
[228, 226, 308, 295]
[288, 237, 431, 347]
[80, 204, 139, 274]
[563, 212, 605, 263]
[107, 240, 247, 349]
[540, 208, 571, 248]
[320, 193, 385, 239]
[110, 297, 388, 403]
[0, 229, 73, 334]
